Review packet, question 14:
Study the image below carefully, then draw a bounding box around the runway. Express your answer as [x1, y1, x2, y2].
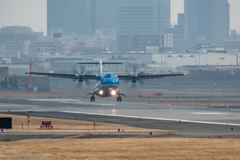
[1, 98, 240, 123]
[1, 98, 240, 139]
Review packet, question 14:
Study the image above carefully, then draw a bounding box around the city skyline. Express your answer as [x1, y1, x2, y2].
[47, 0, 171, 35]
[0, 0, 240, 36]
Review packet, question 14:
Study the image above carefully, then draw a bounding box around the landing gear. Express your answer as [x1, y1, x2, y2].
[117, 96, 122, 102]
[90, 96, 95, 102]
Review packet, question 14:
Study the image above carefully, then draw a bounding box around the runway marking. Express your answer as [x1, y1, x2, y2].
[62, 111, 240, 126]
[27, 99, 85, 102]
[27, 99, 116, 106]
[190, 112, 229, 115]
[93, 104, 116, 106]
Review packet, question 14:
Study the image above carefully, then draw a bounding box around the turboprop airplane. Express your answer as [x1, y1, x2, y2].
[25, 60, 185, 102]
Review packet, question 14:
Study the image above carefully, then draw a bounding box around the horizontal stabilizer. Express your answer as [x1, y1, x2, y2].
[77, 62, 122, 65]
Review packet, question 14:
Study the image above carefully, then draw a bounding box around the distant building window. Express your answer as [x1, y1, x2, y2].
[190, 55, 194, 57]
[178, 55, 183, 57]
[167, 55, 172, 57]
[103, 30, 111, 35]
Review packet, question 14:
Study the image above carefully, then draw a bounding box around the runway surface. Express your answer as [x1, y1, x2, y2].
[0, 98, 240, 139]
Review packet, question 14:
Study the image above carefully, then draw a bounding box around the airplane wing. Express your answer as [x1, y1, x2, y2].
[117, 73, 185, 80]
[25, 72, 97, 80]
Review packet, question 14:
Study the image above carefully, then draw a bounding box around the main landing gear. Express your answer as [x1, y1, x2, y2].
[117, 92, 127, 102]
[90, 96, 95, 102]
[117, 96, 122, 102]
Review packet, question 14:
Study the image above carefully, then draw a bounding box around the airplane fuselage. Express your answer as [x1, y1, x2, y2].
[93, 73, 120, 97]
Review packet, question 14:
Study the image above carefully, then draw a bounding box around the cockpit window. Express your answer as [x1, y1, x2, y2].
[104, 75, 117, 78]
[106, 75, 111, 78]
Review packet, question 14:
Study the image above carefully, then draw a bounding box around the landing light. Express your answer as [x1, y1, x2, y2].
[99, 90, 103, 95]
[111, 90, 116, 96]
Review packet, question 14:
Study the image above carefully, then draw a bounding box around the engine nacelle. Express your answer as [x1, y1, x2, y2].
[131, 75, 138, 83]
[131, 79, 137, 83]
[78, 75, 84, 82]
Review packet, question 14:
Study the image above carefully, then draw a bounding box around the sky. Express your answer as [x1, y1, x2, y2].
[0, 0, 239, 36]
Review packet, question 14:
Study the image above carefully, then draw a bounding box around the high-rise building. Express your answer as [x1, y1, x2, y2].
[95, 0, 119, 30]
[165, 14, 184, 39]
[47, 0, 96, 36]
[47, 0, 170, 35]
[118, 0, 170, 34]
[184, 0, 230, 40]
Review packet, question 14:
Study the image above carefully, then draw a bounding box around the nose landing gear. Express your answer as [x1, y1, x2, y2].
[86, 93, 95, 102]
[117, 96, 122, 102]
[117, 92, 127, 102]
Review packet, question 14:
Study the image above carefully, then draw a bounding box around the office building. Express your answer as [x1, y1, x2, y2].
[118, 0, 170, 34]
[0, 26, 37, 56]
[95, 0, 119, 30]
[117, 33, 173, 53]
[184, 0, 230, 40]
[29, 33, 70, 56]
[165, 14, 184, 39]
[47, 0, 170, 35]
[47, 0, 96, 36]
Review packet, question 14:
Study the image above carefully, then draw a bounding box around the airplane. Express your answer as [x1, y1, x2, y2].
[25, 60, 185, 102]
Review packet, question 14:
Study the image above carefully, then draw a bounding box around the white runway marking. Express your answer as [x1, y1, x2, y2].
[190, 112, 229, 115]
[93, 104, 116, 106]
[27, 99, 115, 106]
[27, 99, 85, 103]
[62, 111, 240, 126]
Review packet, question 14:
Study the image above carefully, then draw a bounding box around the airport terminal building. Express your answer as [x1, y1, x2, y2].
[80, 52, 239, 68]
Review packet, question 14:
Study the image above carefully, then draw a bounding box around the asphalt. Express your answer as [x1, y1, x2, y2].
[0, 97, 240, 140]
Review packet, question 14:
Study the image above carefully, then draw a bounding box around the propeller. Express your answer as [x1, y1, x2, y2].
[125, 64, 145, 89]
[72, 65, 91, 88]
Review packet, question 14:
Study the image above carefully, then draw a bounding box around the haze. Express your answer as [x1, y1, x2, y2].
[1, 0, 240, 35]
